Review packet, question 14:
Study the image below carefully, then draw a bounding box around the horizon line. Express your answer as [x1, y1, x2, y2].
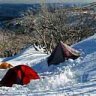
[0, 2, 92, 4]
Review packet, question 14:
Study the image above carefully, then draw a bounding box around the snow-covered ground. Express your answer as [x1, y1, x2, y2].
[0, 34, 96, 96]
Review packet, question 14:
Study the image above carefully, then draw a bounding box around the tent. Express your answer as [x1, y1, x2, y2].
[0, 65, 40, 87]
[0, 62, 13, 69]
[47, 41, 80, 66]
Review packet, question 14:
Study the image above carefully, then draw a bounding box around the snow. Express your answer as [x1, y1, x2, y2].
[2, 45, 49, 66]
[72, 34, 96, 56]
[0, 34, 96, 95]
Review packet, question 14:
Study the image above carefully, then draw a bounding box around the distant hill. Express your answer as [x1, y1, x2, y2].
[82, 2, 96, 8]
[0, 3, 86, 21]
[0, 4, 41, 21]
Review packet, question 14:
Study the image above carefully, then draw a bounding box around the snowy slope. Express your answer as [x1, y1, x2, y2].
[73, 34, 96, 56]
[0, 34, 96, 95]
[2, 46, 48, 66]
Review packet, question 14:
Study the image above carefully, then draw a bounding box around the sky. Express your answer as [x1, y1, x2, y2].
[0, 0, 95, 4]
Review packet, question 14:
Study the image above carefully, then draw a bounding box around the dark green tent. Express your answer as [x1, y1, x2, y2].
[47, 41, 80, 66]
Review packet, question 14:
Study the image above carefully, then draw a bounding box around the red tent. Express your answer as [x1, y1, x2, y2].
[0, 65, 40, 87]
[48, 41, 80, 66]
